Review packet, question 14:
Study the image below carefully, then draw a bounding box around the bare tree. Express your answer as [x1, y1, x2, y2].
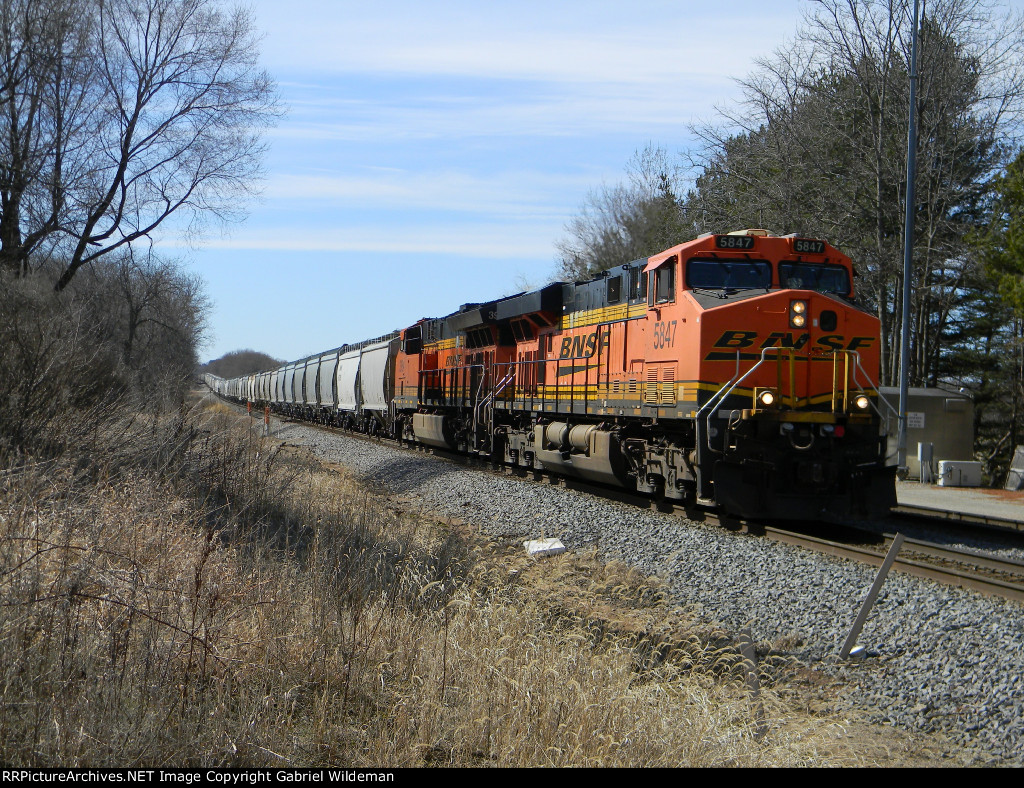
[0, 0, 98, 277]
[0, 0, 280, 289]
[105, 251, 209, 387]
[557, 145, 687, 280]
[198, 348, 282, 379]
[0, 250, 209, 449]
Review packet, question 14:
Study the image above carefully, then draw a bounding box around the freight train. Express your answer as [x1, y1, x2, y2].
[206, 229, 898, 520]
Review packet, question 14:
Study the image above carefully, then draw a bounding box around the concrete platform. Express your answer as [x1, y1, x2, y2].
[896, 480, 1024, 526]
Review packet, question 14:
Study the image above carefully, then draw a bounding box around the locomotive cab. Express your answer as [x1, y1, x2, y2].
[642, 230, 897, 519]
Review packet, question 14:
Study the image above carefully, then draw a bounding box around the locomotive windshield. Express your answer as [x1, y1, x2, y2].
[686, 259, 772, 291]
[779, 262, 851, 295]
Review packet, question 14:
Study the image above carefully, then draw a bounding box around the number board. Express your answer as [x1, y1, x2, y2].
[793, 238, 826, 254]
[714, 235, 756, 250]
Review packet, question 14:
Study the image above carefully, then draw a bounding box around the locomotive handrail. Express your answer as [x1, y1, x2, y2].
[698, 348, 893, 460]
[473, 368, 516, 450]
[695, 351, 743, 420]
[848, 353, 899, 420]
[489, 369, 516, 400]
[418, 363, 485, 410]
[847, 352, 900, 464]
[832, 351, 852, 412]
[699, 348, 783, 456]
[493, 357, 551, 413]
[686, 351, 744, 497]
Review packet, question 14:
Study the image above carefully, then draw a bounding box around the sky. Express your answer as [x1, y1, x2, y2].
[171, 0, 1021, 364]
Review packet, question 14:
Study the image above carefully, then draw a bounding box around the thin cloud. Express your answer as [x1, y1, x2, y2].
[261, 170, 589, 217]
[268, 82, 734, 145]
[186, 222, 562, 259]
[253, 1, 791, 86]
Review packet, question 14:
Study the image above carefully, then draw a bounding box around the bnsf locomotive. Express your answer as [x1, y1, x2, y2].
[207, 230, 897, 520]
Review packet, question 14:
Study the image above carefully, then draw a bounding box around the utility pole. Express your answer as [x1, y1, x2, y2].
[897, 0, 920, 473]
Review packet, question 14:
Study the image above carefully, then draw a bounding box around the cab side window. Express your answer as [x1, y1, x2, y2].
[402, 326, 422, 354]
[653, 259, 676, 304]
[607, 275, 622, 304]
[629, 267, 646, 301]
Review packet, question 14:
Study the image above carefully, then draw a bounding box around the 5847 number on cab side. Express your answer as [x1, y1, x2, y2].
[653, 320, 678, 350]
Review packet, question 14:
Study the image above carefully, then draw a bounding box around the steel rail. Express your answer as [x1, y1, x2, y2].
[893, 502, 1024, 535]
[758, 526, 1024, 604]
[893, 535, 1024, 576]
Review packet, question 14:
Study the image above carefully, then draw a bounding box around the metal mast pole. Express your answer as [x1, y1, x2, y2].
[897, 0, 920, 473]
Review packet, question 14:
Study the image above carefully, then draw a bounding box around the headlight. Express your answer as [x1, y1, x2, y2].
[854, 394, 871, 410]
[790, 300, 808, 328]
[758, 389, 777, 408]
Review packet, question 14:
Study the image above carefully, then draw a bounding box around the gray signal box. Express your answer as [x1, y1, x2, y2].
[879, 387, 975, 482]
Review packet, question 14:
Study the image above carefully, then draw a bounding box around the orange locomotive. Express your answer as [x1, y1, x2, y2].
[393, 229, 896, 520]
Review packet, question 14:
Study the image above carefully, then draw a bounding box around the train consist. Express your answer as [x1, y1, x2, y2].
[206, 230, 897, 520]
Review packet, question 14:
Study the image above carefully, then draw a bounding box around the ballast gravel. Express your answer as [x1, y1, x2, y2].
[275, 421, 1024, 766]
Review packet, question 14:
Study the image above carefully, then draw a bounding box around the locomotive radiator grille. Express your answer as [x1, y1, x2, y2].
[645, 368, 659, 404]
[645, 365, 677, 406]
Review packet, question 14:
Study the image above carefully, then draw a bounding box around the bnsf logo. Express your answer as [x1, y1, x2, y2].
[711, 330, 875, 352]
[559, 331, 611, 359]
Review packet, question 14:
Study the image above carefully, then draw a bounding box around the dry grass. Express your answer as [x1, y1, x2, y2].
[0, 396, 881, 767]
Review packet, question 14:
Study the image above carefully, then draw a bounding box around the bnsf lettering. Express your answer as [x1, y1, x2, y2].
[713, 330, 758, 349]
[558, 331, 610, 359]
[845, 336, 875, 351]
[816, 335, 845, 351]
[712, 330, 877, 353]
[760, 332, 811, 350]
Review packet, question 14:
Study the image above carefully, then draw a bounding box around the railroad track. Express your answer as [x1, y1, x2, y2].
[417, 442, 1024, 605]
[488, 460, 1024, 605]
[748, 525, 1024, 604]
[893, 502, 1024, 535]
[219, 394, 1024, 605]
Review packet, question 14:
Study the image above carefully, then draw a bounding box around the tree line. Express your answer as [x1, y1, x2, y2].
[198, 349, 283, 380]
[557, 0, 1024, 482]
[0, 0, 278, 454]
